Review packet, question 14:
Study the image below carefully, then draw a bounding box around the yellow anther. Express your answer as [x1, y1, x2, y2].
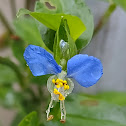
[56, 84, 60, 88]
[66, 85, 69, 90]
[53, 78, 69, 90]
[56, 79, 60, 83]
[52, 79, 55, 84]
[63, 80, 67, 84]
[59, 94, 65, 101]
[53, 89, 65, 101]
[47, 115, 54, 121]
[53, 88, 60, 95]
[59, 82, 63, 87]
[59, 79, 64, 83]
[64, 84, 69, 90]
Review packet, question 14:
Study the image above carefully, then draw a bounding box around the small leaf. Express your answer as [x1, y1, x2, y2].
[16, 8, 86, 41]
[18, 111, 39, 126]
[30, 13, 86, 41]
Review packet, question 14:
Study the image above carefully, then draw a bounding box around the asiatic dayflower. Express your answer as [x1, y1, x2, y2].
[23, 44, 103, 122]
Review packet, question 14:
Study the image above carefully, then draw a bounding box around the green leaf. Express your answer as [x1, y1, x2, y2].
[16, 8, 56, 52]
[45, 116, 125, 126]
[13, 17, 48, 50]
[40, 28, 56, 51]
[17, 0, 93, 51]
[35, 0, 94, 51]
[92, 92, 126, 106]
[36, 0, 62, 13]
[30, 13, 86, 41]
[66, 94, 126, 125]
[18, 111, 39, 126]
[53, 18, 77, 67]
[45, 94, 126, 126]
[17, 8, 86, 41]
[34, 1, 59, 51]
[67, 116, 126, 126]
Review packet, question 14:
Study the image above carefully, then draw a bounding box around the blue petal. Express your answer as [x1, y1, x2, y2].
[23, 45, 62, 76]
[67, 54, 103, 87]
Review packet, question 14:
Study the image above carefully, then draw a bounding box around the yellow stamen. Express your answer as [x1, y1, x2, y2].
[47, 115, 54, 121]
[59, 94, 65, 101]
[53, 88, 65, 101]
[63, 80, 67, 84]
[59, 82, 63, 87]
[52, 79, 69, 90]
[52, 79, 55, 84]
[56, 79, 60, 83]
[59, 79, 64, 83]
[56, 84, 60, 88]
[64, 84, 69, 90]
[53, 88, 60, 95]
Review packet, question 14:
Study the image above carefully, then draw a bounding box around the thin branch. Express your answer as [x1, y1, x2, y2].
[10, 0, 16, 18]
[25, 0, 31, 10]
[93, 3, 116, 37]
[25, 0, 36, 11]
[0, 10, 13, 34]
[0, 56, 25, 89]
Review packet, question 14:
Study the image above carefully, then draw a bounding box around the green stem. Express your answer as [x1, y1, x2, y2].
[0, 56, 25, 89]
[25, 0, 31, 10]
[0, 10, 13, 34]
[10, 0, 16, 18]
[93, 3, 116, 37]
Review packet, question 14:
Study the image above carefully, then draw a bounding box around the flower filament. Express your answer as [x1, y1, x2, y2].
[52, 78, 69, 101]
[46, 71, 74, 122]
[52, 79, 69, 90]
[46, 78, 70, 122]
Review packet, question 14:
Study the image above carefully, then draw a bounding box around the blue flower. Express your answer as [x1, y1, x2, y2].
[24, 45, 103, 87]
[24, 44, 103, 121]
